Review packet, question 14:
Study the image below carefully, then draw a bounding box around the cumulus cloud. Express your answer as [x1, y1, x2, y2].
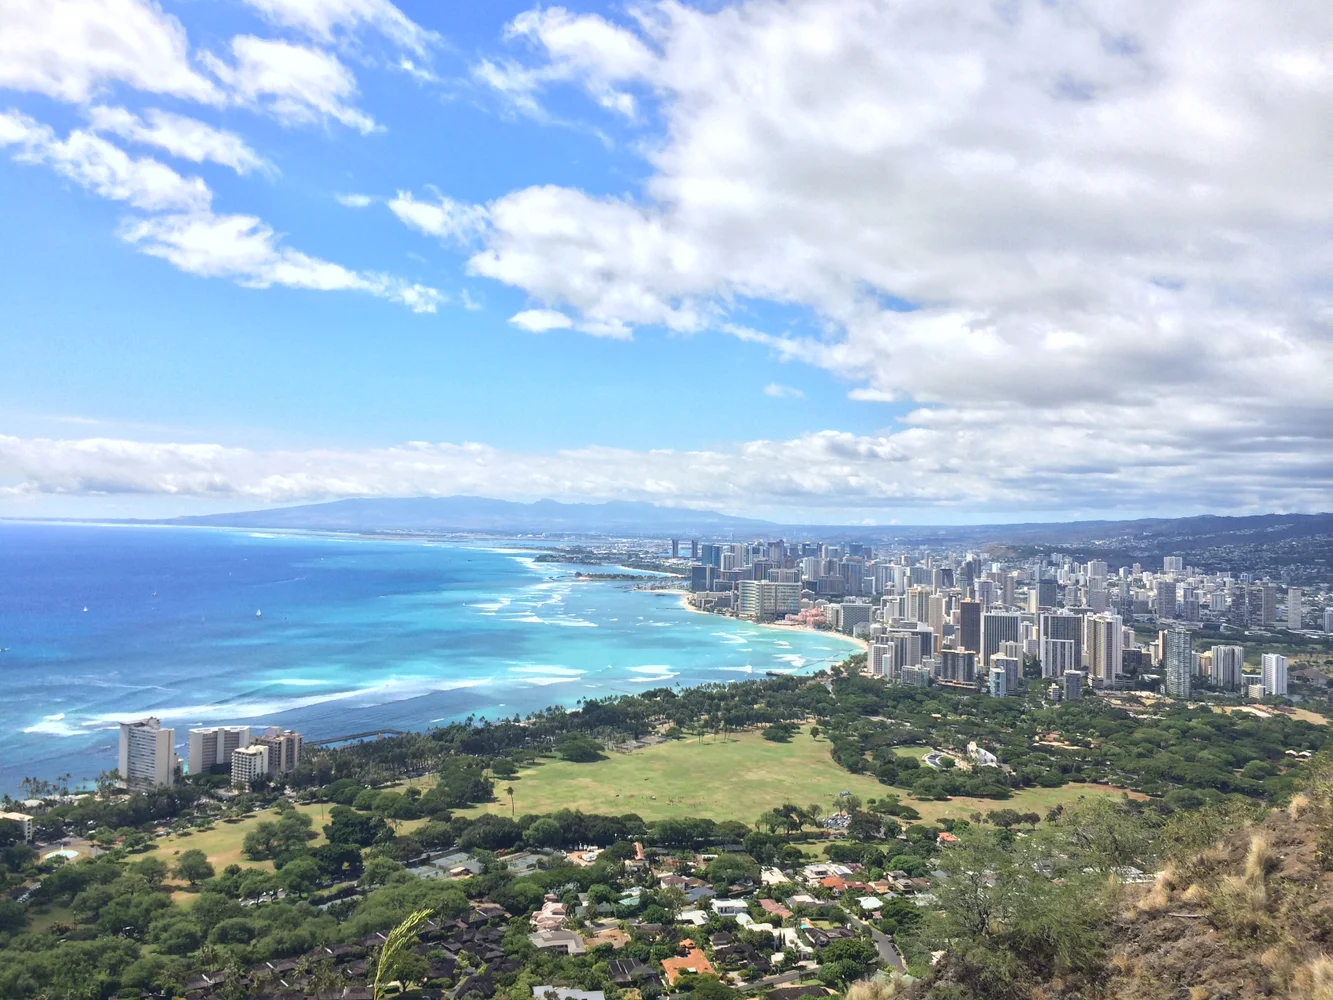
[764, 383, 803, 399]
[2, 111, 438, 312]
[240, 0, 438, 56]
[450, 0, 1333, 504]
[509, 309, 573, 332]
[0, 111, 211, 213]
[85, 106, 270, 175]
[475, 6, 656, 118]
[388, 191, 490, 242]
[2, 414, 1329, 517]
[0, 0, 222, 104]
[336, 192, 374, 208]
[203, 36, 379, 134]
[122, 212, 441, 311]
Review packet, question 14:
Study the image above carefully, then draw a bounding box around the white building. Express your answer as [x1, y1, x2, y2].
[1162, 630, 1193, 698]
[0, 811, 34, 841]
[254, 728, 303, 774]
[118, 717, 177, 790]
[1261, 653, 1289, 697]
[187, 726, 252, 775]
[1209, 645, 1246, 691]
[230, 744, 270, 789]
[981, 611, 1022, 666]
[737, 580, 802, 620]
[1039, 613, 1082, 676]
[1287, 588, 1302, 629]
[1084, 614, 1124, 687]
[988, 666, 1008, 698]
[869, 641, 895, 679]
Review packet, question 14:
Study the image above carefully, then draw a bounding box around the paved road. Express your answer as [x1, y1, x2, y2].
[846, 911, 906, 973]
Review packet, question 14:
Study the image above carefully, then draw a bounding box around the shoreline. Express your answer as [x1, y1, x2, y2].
[664, 587, 869, 654]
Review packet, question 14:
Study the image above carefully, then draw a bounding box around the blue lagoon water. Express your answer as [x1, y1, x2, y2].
[0, 522, 859, 794]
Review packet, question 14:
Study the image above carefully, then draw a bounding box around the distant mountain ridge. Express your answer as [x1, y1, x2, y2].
[166, 496, 774, 535]
[161, 497, 1333, 549]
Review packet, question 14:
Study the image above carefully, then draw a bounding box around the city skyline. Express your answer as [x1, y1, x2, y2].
[2, 0, 1330, 523]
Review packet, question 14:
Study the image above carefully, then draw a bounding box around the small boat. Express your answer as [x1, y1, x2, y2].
[82, 607, 88, 613]
[255, 609, 262, 617]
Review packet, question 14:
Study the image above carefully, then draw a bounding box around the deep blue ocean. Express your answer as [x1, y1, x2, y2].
[0, 522, 857, 795]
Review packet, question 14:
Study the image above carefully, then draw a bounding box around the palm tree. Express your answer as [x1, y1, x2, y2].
[373, 908, 434, 1000]
[505, 785, 515, 817]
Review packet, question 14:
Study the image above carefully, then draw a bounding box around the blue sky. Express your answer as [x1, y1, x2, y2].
[0, 0, 1327, 523]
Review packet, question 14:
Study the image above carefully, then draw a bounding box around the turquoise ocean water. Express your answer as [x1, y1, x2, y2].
[0, 522, 858, 795]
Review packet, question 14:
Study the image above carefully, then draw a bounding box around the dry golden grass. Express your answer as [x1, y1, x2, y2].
[1136, 880, 1172, 915]
[1297, 955, 1333, 1000]
[1182, 884, 1210, 906]
[1244, 833, 1279, 888]
[845, 977, 900, 1000]
[1288, 794, 1312, 820]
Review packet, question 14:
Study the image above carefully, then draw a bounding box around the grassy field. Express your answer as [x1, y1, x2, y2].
[461, 730, 1136, 826]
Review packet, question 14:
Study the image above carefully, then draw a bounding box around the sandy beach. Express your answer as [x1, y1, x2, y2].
[664, 587, 869, 652]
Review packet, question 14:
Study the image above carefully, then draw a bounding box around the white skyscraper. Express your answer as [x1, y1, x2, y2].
[1261, 654, 1289, 697]
[118, 718, 177, 790]
[1287, 588, 1302, 630]
[1325, 608, 1333, 632]
[230, 744, 270, 789]
[1041, 638, 1077, 678]
[1084, 614, 1123, 687]
[1162, 629, 1192, 698]
[187, 726, 252, 775]
[1209, 645, 1246, 691]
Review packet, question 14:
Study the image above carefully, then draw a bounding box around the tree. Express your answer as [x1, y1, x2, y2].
[525, 817, 563, 848]
[556, 735, 605, 763]
[134, 856, 170, 888]
[325, 805, 391, 847]
[278, 855, 320, 898]
[506, 785, 516, 817]
[174, 849, 215, 886]
[360, 855, 405, 888]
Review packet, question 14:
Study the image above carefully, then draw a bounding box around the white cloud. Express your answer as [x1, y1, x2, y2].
[85, 106, 269, 175]
[241, 0, 437, 56]
[455, 0, 1333, 500]
[122, 212, 441, 311]
[336, 192, 374, 208]
[0, 0, 221, 104]
[0, 111, 211, 212]
[476, 6, 655, 118]
[388, 191, 490, 242]
[203, 36, 378, 134]
[509, 309, 573, 332]
[3, 110, 438, 312]
[764, 383, 803, 399]
[2, 411, 1328, 516]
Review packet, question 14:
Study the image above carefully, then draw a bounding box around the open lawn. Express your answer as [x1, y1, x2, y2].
[155, 801, 334, 875]
[461, 730, 1138, 827]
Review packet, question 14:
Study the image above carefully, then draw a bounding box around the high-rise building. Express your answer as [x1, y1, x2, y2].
[1062, 670, 1085, 700]
[1039, 612, 1083, 675]
[1325, 608, 1333, 632]
[1036, 579, 1059, 609]
[988, 666, 1008, 697]
[1258, 583, 1278, 625]
[927, 594, 947, 638]
[1162, 629, 1193, 698]
[690, 539, 699, 560]
[1155, 580, 1177, 619]
[737, 580, 801, 620]
[118, 717, 177, 790]
[958, 599, 982, 655]
[906, 585, 933, 624]
[836, 602, 875, 635]
[1261, 654, 1288, 697]
[981, 611, 1021, 666]
[1209, 645, 1245, 690]
[1163, 556, 1184, 573]
[253, 728, 302, 775]
[938, 649, 977, 684]
[230, 744, 270, 789]
[991, 654, 1020, 691]
[1084, 614, 1123, 687]
[187, 726, 252, 775]
[1287, 587, 1302, 630]
[889, 631, 923, 670]
[870, 641, 895, 679]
